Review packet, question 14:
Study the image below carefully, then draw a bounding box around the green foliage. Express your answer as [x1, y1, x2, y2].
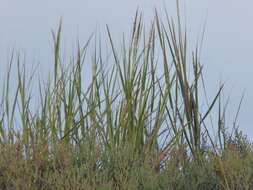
[0, 3, 250, 189]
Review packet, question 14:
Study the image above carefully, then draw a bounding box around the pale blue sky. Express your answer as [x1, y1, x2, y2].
[0, 0, 252, 136]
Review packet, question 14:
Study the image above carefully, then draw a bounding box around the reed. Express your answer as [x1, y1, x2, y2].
[0, 2, 250, 189]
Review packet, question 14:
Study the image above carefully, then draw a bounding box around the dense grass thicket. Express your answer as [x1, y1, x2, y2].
[0, 6, 252, 190]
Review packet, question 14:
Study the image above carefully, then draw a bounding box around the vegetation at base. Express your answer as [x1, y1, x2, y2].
[0, 3, 251, 190]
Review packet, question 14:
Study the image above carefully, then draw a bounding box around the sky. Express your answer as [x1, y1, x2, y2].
[0, 0, 252, 136]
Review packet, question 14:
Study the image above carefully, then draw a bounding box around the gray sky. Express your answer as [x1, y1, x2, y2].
[0, 0, 252, 136]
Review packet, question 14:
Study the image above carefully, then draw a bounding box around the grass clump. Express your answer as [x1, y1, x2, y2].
[0, 4, 252, 190]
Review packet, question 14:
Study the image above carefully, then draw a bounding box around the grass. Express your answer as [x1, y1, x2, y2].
[0, 3, 252, 190]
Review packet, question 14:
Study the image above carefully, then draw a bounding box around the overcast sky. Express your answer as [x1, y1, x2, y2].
[0, 0, 252, 137]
